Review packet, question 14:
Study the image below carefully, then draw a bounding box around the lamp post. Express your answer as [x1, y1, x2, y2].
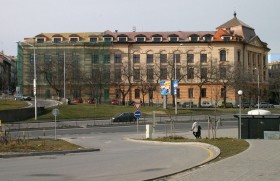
[174, 43, 183, 115]
[63, 46, 66, 102]
[238, 90, 243, 139]
[20, 41, 37, 120]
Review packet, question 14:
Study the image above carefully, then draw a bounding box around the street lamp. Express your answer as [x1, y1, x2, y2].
[19, 41, 37, 120]
[238, 90, 243, 139]
[174, 43, 183, 115]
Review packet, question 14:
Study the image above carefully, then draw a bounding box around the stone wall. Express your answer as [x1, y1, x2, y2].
[0, 107, 45, 123]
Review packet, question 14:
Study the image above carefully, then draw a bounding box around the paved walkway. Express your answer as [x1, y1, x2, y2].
[155, 128, 280, 181]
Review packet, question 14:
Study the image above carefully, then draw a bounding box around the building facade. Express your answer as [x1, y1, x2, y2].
[0, 51, 16, 95]
[17, 13, 270, 106]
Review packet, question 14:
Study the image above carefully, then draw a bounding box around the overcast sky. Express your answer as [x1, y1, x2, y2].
[1, 0, 279, 56]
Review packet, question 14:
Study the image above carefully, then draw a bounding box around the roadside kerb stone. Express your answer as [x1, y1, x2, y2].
[0, 148, 100, 159]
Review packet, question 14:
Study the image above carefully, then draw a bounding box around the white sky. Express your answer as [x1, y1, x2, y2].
[1, 0, 279, 56]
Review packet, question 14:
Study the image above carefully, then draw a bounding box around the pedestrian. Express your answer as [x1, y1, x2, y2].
[196, 125, 202, 139]
[191, 121, 198, 138]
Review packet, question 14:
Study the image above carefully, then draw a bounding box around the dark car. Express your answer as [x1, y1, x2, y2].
[86, 98, 96, 104]
[72, 98, 83, 103]
[181, 101, 196, 108]
[111, 112, 137, 122]
[255, 102, 274, 108]
[111, 99, 120, 105]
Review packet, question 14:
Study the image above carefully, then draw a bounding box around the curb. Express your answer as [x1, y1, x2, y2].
[0, 148, 100, 159]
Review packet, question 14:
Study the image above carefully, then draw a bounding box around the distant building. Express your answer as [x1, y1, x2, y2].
[0, 51, 16, 95]
[17, 13, 270, 106]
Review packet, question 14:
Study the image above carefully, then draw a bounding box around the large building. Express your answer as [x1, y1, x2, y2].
[17, 13, 270, 106]
[0, 51, 16, 96]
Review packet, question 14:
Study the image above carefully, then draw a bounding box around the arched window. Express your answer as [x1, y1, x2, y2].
[220, 50, 226, 61]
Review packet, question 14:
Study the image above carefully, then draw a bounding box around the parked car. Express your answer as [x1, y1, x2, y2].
[255, 102, 274, 108]
[86, 98, 96, 104]
[219, 102, 233, 108]
[111, 112, 137, 122]
[72, 98, 83, 103]
[241, 102, 254, 108]
[181, 101, 196, 108]
[201, 101, 213, 108]
[111, 99, 120, 105]
[14, 95, 31, 101]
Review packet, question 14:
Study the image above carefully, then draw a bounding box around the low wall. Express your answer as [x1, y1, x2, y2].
[0, 107, 45, 123]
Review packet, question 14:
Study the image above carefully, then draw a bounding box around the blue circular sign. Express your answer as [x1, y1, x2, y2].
[134, 111, 141, 119]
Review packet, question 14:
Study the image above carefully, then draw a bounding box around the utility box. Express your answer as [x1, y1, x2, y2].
[146, 124, 153, 139]
[235, 114, 280, 139]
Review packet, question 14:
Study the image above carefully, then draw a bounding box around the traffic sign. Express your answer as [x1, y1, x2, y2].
[52, 109, 60, 116]
[134, 110, 141, 119]
[134, 103, 141, 110]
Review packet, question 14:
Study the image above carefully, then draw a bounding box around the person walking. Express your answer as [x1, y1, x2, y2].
[191, 121, 198, 138]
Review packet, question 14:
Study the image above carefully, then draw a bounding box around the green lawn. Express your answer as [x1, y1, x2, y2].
[0, 100, 28, 111]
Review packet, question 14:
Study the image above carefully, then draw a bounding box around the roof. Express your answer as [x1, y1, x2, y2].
[216, 13, 254, 30]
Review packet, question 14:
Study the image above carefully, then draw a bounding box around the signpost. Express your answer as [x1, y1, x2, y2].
[52, 109, 60, 140]
[134, 109, 142, 137]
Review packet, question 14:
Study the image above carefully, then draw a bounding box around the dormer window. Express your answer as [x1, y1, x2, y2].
[152, 37, 162, 42]
[169, 37, 178, 42]
[36, 38, 45, 43]
[53, 37, 62, 43]
[70, 37, 78, 43]
[203, 35, 213, 42]
[189, 35, 199, 42]
[222, 36, 231, 41]
[90, 37, 98, 42]
[136, 37, 145, 42]
[118, 37, 127, 42]
[104, 37, 113, 42]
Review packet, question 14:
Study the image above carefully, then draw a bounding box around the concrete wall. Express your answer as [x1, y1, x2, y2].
[0, 107, 45, 123]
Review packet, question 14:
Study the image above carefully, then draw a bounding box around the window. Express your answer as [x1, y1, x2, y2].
[201, 88, 207, 98]
[136, 37, 145, 42]
[200, 52, 207, 63]
[30, 54, 34, 64]
[135, 89, 140, 99]
[103, 68, 110, 83]
[160, 54, 167, 63]
[187, 67, 194, 79]
[190, 35, 199, 42]
[36, 38, 44, 43]
[70, 38, 78, 43]
[237, 50, 241, 62]
[201, 68, 207, 79]
[223, 36, 231, 41]
[90, 37, 98, 42]
[188, 88, 194, 98]
[263, 55, 266, 67]
[103, 54, 110, 64]
[133, 54, 140, 63]
[44, 55, 52, 63]
[114, 68, 121, 81]
[173, 54, 180, 63]
[73, 55, 80, 63]
[92, 54, 99, 64]
[204, 35, 212, 42]
[187, 53, 194, 63]
[160, 68, 167, 80]
[104, 37, 113, 42]
[53, 38, 61, 43]
[169, 37, 178, 42]
[114, 54, 122, 63]
[118, 37, 127, 42]
[134, 69, 140, 81]
[220, 50, 226, 61]
[147, 54, 153, 63]
[220, 67, 226, 79]
[153, 37, 162, 42]
[147, 68, 153, 81]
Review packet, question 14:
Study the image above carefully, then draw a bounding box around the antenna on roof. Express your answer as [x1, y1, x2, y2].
[234, 11, 237, 18]
[133, 26, 136, 32]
